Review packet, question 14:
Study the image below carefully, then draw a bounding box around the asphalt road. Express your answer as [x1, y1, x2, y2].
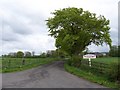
[2, 61, 106, 88]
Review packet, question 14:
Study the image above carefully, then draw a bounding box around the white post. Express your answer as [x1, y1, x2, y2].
[89, 58, 91, 67]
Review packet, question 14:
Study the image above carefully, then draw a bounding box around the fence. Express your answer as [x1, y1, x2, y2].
[80, 60, 120, 82]
[80, 60, 111, 75]
[1, 58, 47, 70]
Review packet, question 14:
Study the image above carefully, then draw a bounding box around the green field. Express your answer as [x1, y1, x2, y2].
[92, 57, 119, 64]
[82, 57, 119, 64]
[1, 57, 59, 73]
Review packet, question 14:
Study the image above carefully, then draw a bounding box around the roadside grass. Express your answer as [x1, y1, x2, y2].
[64, 63, 120, 89]
[1, 57, 59, 73]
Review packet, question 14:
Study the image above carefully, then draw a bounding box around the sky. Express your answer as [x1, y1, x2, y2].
[0, 0, 119, 55]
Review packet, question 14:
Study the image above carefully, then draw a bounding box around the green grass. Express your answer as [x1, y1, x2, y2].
[81, 57, 119, 75]
[64, 63, 119, 89]
[91, 57, 119, 64]
[1, 57, 59, 73]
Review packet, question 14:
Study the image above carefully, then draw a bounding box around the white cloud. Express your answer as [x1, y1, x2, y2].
[2, 34, 56, 55]
[88, 43, 110, 52]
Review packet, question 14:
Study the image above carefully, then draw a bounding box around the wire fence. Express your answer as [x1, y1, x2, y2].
[80, 60, 113, 75]
[80, 60, 120, 82]
[1, 58, 54, 70]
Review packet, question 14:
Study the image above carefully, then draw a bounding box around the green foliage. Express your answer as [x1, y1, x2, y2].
[56, 49, 67, 58]
[109, 45, 119, 57]
[46, 7, 112, 56]
[25, 52, 31, 57]
[16, 51, 24, 58]
[107, 62, 120, 82]
[67, 55, 82, 67]
[46, 50, 57, 57]
[118, 46, 120, 57]
[40, 53, 47, 58]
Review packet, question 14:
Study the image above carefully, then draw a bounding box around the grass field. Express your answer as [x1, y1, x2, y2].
[82, 57, 119, 65]
[1, 57, 59, 73]
[92, 57, 119, 64]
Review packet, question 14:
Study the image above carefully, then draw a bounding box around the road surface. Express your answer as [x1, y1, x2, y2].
[2, 61, 106, 88]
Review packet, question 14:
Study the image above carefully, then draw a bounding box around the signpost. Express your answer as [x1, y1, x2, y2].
[83, 54, 96, 67]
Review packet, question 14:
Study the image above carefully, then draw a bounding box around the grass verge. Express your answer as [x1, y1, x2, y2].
[64, 63, 120, 89]
[2, 57, 59, 73]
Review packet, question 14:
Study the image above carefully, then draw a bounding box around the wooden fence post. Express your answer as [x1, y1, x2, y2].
[89, 58, 91, 67]
[100, 63, 103, 74]
[22, 59, 25, 65]
[8, 59, 11, 68]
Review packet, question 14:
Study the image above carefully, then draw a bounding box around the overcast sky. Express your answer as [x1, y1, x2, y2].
[0, 0, 119, 55]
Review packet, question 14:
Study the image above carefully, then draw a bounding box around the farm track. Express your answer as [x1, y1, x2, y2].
[2, 61, 107, 88]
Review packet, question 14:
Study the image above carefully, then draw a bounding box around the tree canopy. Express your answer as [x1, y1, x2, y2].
[25, 51, 31, 57]
[16, 51, 24, 58]
[109, 45, 120, 57]
[46, 7, 112, 56]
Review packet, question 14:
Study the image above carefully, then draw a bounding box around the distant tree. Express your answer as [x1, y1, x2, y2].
[109, 45, 118, 57]
[46, 50, 57, 57]
[2, 54, 7, 58]
[25, 51, 31, 57]
[46, 50, 51, 57]
[32, 51, 35, 56]
[40, 52, 46, 58]
[46, 7, 112, 62]
[118, 45, 120, 57]
[56, 49, 66, 58]
[16, 51, 24, 58]
[8, 52, 17, 58]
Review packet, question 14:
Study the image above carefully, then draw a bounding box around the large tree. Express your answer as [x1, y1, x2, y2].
[46, 7, 112, 57]
[16, 51, 24, 58]
[25, 51, 31, 57]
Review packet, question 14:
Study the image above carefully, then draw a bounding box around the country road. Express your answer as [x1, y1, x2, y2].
[2, 61, 106, 88]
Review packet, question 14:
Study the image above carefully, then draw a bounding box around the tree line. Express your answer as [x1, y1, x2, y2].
[109, 45, 120, 57]
[2, 45, 119, 58]
[2, 51, 34, 58]
[2, 50, 66, 58]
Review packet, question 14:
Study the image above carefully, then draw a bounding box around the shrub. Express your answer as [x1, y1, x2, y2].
[107, 62, 119, 82]
[67, 55, 82, 67]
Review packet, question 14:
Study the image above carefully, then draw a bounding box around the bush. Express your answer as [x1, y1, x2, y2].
[67, 55, 82, 67]
[107, 62, 119, 82]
